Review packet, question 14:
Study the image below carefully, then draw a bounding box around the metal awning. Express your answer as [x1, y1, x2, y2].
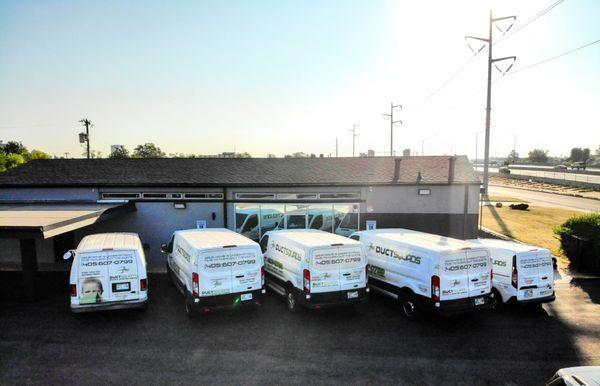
[0, 202, 135, 239]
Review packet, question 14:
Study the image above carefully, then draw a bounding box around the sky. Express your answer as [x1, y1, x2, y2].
[0, 0, 599, 159]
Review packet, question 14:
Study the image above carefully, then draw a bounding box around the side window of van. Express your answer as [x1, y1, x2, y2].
[349, 235, 360, 241]
[167, 236, 174, 253]
[311, 215, 323, 229]
[243, 214, 258, 232]
[259, 235, 269, 254]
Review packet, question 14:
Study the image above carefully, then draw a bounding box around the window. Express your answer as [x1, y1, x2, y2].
[101, 193, 140, 199]
[310, 214, 323, 229]
[259, 204, 284, 236]
[350, 235, 360, 241]
[235, 193, 276, 200]
[235, 204, 261, 241]
[142, 193, 168, 199]
[334, 204, 359, 236]
[277, 193, 318, 200]
[259, 235, 269, 253]
[418, 189, 431, 196]
[319, 192, 361, 200]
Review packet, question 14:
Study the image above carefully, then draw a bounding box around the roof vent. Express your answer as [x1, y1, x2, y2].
[393, 158, 401, 183]
[448, 156, 456, 183]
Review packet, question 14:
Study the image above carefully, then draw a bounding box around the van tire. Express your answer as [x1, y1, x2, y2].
[285, 288, 298, 313]
[491, 288, 503, 309]
[399, 293, 420, 320]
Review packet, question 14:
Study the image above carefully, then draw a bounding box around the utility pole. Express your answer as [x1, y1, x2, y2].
[349, 123, 359, 157]
[466, 10, 516, 196]
[335, 136, 338, 157]
[382, 103, 402, 156]
[78, 118, 92, 159]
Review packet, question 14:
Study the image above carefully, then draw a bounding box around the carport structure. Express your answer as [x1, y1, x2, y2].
[0, 202, 135, 301]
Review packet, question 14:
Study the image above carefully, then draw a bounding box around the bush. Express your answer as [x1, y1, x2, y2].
[554, 213, 600, 274]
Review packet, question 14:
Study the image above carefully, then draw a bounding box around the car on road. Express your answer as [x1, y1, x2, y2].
[499, 167, 511, 174]
[545, 366, 600, 386]
[65, 233, 148, 313]
[260, 229, 369, 312]
[162, 228, 265, 317]
[553, 164, 568, 171]
[351, 229, 493, 319]
[467, 238, 555, 308]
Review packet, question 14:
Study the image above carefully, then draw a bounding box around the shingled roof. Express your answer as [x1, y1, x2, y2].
[0, 156, 480, 187]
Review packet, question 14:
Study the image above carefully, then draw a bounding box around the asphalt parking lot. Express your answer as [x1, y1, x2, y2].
[1, 272, 599, 385]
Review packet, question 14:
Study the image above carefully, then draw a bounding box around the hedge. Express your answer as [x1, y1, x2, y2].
[554, 212, 600, 274]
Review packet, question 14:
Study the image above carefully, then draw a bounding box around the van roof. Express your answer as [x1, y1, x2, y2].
[356, 228, 482, 253]
[77, 233, 141, 253]
[467, 238, 550, 255]
[267, 229, 359, 247]
[175, 228, 258, 249]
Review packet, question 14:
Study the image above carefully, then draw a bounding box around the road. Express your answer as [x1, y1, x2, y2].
[475, 166, 600, 185]
[489, 185, 600, 212]
[1, 272, 599, 385]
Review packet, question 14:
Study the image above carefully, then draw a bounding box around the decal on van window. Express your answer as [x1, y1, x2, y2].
[272, 242, 303, 261]
[368, 243, 422, 265]
[444, 255, 488, 272]
[520, 256, 552, 269]
[313, 249, 362, 266]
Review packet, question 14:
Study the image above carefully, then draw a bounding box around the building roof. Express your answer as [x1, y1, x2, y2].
[0, 156, 480, 187]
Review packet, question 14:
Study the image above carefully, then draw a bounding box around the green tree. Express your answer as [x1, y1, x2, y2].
[109, 147, 130, 159]
[507, 149, 519, 163]
[28, 149, 49, 160]
[0, 153, 26, 172]
[235, 152, 252, 158]
[266, 153, 277, 158]
[568, 147, 590, 162]
[528, 148, 549, 163]
[132, 143, 165, 158]
[2, 141, 28, 155]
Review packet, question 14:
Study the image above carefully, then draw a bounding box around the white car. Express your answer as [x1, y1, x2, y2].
[546, 366, 600, 386]
[468, 238, 555, 307]
[65, 233, 148, 313]
[162, 228, 265, 317]
[260, 229, 369, 312]
[351, 229, 493, 319]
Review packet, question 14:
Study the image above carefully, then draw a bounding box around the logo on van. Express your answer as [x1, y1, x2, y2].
[117, 266, 130, 274]
[492, 259, 507, 267]
[369, 243, 421, 265]
[272, 242, 302, 261]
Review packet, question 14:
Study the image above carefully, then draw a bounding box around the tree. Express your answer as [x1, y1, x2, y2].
[28, 149, 49, 160]
[595, 145, 600, 160]
[2, 141, 28, 155]
[507, 150, 519, 164]
[569, 147, 590, 163]
[235, 152, 252, 158]
[0, 153, 25, 172]
[528, 148, 549, 163]
[132, 143, 165, 158]
[266, 153, 277, 158]
[109, 147, 130, 159]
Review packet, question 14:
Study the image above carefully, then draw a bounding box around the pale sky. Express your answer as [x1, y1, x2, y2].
[0, 0, 598, 159]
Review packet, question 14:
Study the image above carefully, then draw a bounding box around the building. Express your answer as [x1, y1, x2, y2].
[0, 156, 480, 298]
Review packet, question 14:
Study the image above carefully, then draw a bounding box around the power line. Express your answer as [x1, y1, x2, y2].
[494, 0, 565, 46]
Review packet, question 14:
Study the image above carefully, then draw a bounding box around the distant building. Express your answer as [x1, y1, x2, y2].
[403, 149, 411, 156]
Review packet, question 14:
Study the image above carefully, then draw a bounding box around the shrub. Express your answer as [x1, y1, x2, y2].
[554, 213, 600, 274]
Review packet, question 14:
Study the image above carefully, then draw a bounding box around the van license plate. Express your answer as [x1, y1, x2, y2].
[347, 291, 358, 299]
[112, 282, 130, 292]
[240, 293, 252, 301]
[474, 297, 485, 306]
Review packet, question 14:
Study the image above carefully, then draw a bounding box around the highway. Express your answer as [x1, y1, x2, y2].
[488, 185, 600, 212]
[476, 166, 600, 185]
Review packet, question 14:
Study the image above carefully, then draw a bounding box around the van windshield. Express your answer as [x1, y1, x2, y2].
[287, 215, 306, 229]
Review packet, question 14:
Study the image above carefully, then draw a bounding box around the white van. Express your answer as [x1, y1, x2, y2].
[162, 228, 265, 317]
[274, 208, 345, 231]
[236, 208, 283, 241]
[351, 229, 493, 319]
[65, 233, 148, 313]
[467, 238, 555, 307]
[259, 229, 369, 312]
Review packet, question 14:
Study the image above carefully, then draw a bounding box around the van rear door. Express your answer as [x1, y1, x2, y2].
[197, 247, 262, 297]
[78, 250, 139, 304]
[310, 245, 365, 293]
[516, 250, 554, 300]
[440, 250, 490, 301]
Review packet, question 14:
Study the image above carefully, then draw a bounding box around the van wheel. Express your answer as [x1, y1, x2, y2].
[285, 288, 297, 313]
[185, 296, 197, 318]
[400, 293, 420, 320]
[491, 289, 503, 309]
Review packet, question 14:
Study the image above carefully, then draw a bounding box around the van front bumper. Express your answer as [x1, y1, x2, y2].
[298, 287, 369, 309]
[430, 293, 494, 314]
[190, 288, 265, 311]
[71, 297, 147, 313]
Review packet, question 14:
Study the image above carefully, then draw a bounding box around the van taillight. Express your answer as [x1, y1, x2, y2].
[511, 255, 518, 289]
[365, 264, 369, 283]
[70, 284, 77, 297]
[192, 272, 200, 297]
[490, 269, 493, 281]
[261, 266, 265, 287]
[303, 269, 310, 294]
[140, 278, 147, 291]
[431, 275, 440, 302]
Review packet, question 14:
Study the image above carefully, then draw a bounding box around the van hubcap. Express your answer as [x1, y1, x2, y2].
[287, 292, 295, 309]
[403, 300, 415, 315]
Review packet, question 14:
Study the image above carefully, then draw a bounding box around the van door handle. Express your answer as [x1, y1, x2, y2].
[343, 273, 351, 276]
[235, 275, 244, 278]
[542, 276, 548, 280]
[471, 278, 479, 282]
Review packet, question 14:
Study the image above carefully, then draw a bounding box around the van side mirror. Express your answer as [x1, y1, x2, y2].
[63, 250, 75, 260]
[160, 243, 168, 254]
